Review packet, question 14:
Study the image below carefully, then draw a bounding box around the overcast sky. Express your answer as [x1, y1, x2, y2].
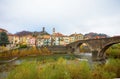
[0, 0, 120, 36]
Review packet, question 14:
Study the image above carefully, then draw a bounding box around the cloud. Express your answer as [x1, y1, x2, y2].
[80, 15, 120, 35]
[0, 0, 120, 36]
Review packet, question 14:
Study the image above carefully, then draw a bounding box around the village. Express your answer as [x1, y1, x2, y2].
[0, 27, 108, 49]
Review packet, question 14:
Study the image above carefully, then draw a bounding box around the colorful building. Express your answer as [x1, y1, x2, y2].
[36, 27, 50, 47]
[13, 35, 20, 46]
[36, 34, 51, 47]
[0, 28, 8, 33]
[69, 33, 84, 43]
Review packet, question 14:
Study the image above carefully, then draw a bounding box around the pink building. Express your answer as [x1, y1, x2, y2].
[29, 37, 36, 46]
[25, 35, 36, 46]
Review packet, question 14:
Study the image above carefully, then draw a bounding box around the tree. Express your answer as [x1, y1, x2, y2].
[0, 32, 9, 46]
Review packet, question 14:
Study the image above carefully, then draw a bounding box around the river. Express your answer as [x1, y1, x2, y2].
[0, 53, 101, 79]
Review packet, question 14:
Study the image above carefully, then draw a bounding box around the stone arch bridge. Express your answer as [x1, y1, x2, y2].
[66, 36, 120, 60]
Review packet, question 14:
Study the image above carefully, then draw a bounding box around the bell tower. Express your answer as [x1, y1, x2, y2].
[42, 27, 45, 32]
[53, 28, 55, 34]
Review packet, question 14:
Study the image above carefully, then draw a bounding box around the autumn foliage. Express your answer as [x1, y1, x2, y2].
[0, 47, 52, 58]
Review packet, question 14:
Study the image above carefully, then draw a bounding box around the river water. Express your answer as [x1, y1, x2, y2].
[0, 59, 22, 79]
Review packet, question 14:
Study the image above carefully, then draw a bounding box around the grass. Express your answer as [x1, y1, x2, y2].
[6, 58, 119, 79]
[6, 58, 92, 79]
[18, 54, 75, 61]
[1, 44, 120, 79]
[7, 61, 38, 79]
[104, 58, 120, 78]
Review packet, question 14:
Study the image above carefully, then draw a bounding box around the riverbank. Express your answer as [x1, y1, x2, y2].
[0, 52, 120, 79]
[0, 54, 76, 79]
[0, 53, 120, 79]
[5, 58, 120, 79]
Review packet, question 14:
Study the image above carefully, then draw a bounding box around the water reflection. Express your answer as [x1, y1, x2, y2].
[74, 53, 93, 67]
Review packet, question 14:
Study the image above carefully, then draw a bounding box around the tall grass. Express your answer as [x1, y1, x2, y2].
[0, 47, 52, 58]
[92, 65, 116, 79]
[7, 61, 38, 79]
[67, 60, 92, 79]
[6, 58, 119, 79]
[38, 58, 71, 79]
[104, 58, 120, 78]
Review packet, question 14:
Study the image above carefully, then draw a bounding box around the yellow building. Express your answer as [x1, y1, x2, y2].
[13, 35, 20, 46]
[69, 33, 84, 43]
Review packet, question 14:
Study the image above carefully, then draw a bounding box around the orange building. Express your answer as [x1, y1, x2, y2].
[0, 28, 8, 34]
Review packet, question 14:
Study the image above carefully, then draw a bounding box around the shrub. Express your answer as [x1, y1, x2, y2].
[92, 65, 116, 79]
[38, 58, 70, 79]
[0, 47, 52, 58]
[6, 58, 120, 79]
[19, 44, 27, 48]
[106, 49, 120, 58]
[104, 59, 120, 78]
[67, 61, 92, 79]
[38, 63, 70, 79]
[7, 61, 38, 79]
[11, 49, 19, 57]
[105, 44, 120, 58]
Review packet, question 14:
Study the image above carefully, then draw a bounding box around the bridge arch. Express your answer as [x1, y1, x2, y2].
[99, 41, 120, 58]
[74, 43, 83, 54]
[74, 42, 91, 54]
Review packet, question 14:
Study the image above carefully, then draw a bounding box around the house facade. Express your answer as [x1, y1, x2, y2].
[69, 33, 84, 43]
[0, 28, 8, 33]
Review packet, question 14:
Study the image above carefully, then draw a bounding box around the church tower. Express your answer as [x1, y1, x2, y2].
[53, 28, 55, 34]
[51, 28, 56, 46]
[43, 27, 45, 32]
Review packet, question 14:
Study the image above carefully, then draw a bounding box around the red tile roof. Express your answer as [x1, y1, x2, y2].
[54, 32, 64, 37]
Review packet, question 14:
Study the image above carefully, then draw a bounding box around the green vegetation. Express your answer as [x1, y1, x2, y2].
[1, 43, 120, 79]
[0, 46, 8, 52]
[6, 61, 38, 79]
[104, 58, 120, 77]
[18, 54, 75, 62]
[105, 44, 120, 58]
[6, 58, 119, 79]
[92, 65, 115, 79]
[0, 32, 9, 46]
[19, 44, 27, 48]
